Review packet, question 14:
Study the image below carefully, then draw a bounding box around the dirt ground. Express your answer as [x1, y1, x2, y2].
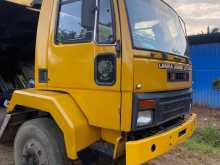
[0, 144, 13, 165]
[0, 106, 219, 165]
[148, 106, 220, 165]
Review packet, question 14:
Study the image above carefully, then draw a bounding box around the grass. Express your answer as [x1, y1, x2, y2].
[185, 123, 220, 155]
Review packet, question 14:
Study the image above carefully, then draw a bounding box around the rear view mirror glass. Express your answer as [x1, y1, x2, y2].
[81, 0, 96, 30]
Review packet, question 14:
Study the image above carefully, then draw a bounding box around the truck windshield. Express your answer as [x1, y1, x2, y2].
[126, 0, 187, 56]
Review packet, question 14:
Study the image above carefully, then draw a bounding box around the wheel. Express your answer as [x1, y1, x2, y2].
[14, 118, 74, 165]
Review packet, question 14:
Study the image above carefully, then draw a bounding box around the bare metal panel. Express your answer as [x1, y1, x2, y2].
[5, 0, 41, 7]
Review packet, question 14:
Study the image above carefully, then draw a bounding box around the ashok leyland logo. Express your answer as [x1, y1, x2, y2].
[158, 63, 192, 71]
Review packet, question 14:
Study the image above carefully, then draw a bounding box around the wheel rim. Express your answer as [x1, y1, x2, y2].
[22, 139, 48, 165]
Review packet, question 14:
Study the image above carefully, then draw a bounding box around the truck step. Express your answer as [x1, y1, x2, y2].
[90, 141, 114, 158]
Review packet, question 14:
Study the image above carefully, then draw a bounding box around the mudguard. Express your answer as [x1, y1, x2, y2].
[7, 89, 100, 159]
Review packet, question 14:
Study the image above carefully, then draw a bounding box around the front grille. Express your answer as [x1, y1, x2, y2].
[157, 93, 192, 124]
[168, 70, 189, 82]
[133, 89, 192, 130]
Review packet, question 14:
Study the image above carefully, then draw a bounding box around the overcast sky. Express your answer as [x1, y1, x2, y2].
[165, 0, 220, 35]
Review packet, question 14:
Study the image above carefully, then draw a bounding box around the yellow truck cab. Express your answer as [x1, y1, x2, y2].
[0, 0, 196, 164]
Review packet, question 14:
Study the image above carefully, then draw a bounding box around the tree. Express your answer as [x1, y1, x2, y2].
[207, 26, 219, 34]
[211, 28, 219, 34]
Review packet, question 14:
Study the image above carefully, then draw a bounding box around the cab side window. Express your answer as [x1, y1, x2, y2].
[96, 0, 115, 44]
[57, 0, 96, 43]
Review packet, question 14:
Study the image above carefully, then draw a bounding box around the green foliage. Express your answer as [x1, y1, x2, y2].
[213, 79, 220, 90]
[195, 126, 220, 147]
[185, 124, 220, 155]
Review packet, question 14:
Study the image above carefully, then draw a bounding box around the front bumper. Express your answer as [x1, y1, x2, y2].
[126, 113, 197, 165]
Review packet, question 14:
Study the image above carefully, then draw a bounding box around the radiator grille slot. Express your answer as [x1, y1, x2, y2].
[157, 93, 191, 123]
[168, 70, 189, 82]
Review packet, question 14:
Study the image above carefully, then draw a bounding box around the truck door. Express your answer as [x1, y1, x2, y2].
[47, 0, 122, 130]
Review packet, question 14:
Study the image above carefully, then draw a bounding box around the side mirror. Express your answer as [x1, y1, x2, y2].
[81, 0, 96, 30]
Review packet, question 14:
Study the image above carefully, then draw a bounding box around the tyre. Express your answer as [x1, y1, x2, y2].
[14, 118, 73, 165]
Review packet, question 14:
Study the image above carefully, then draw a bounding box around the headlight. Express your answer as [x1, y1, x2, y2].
[137, 110, 153, 127]
[136, 99, 155, 128]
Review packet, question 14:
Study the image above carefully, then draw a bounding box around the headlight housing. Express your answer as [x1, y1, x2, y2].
[137, 110, 153, 127]
[136, 99, 156, 128]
